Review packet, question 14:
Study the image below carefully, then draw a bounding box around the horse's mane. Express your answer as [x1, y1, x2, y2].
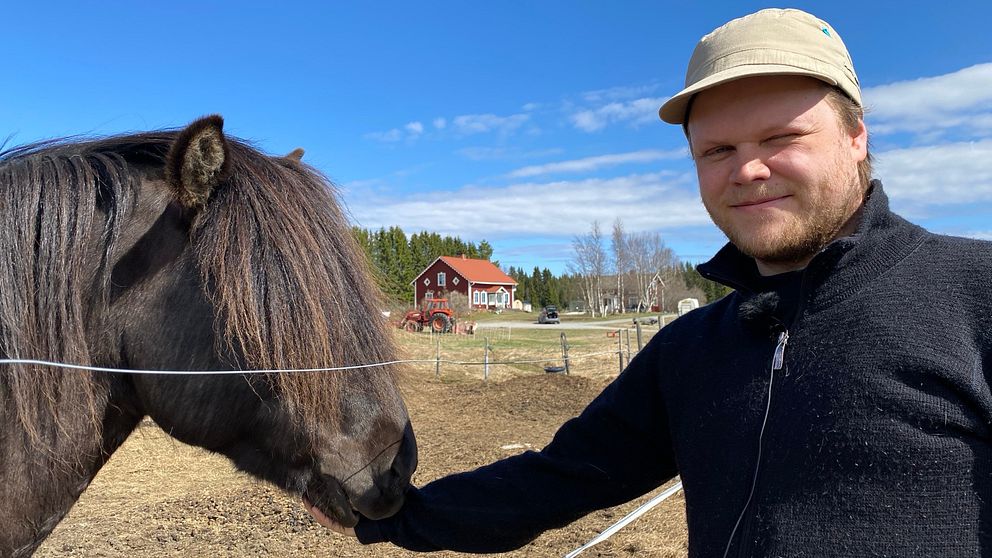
[191, 137, 400, 435]
[0, 130, 397, 456]
[0, 137, 139, 461]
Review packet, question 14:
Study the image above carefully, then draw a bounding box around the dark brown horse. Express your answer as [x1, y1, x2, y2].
[0, 116, 416, 557]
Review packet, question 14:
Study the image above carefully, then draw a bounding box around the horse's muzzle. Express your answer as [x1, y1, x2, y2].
[347, 421, 418, 520]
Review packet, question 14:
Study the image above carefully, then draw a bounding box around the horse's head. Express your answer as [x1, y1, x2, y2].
[96, 116, 416, 526]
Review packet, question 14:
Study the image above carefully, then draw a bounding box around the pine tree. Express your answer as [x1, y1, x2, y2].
[680, 262, 733, 303]
[542, 268, 560, 307]
[351, 226, 503, 304]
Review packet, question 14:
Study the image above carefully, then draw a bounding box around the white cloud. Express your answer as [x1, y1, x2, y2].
[581, 84, 660, 103]
[874, 139, 992, 207]
[451, 113, 530, 136]
[456, 146, 511, 161]
[367, 112, 530, 142]
[405, 121, 424, 135]
[363, 128, 403, 142]
[456, 146, 565, 161]
[365, 121, 426, 143]
[570, 97, 667, 132]
[347, 171, 706, 239]
[962, 231, 992, 241]
[865, 62, 992, 138]
[507, 148, 688, 178]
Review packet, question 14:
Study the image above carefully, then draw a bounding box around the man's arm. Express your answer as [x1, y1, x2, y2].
[350, 336, 678, 553]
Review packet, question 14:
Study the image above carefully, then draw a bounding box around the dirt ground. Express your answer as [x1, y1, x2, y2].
[36, 334, 688, 557]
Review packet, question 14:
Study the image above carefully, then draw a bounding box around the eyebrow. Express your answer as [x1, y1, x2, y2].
[691, 120, 817, 153]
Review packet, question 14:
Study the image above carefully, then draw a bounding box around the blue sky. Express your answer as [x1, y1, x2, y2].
[4, 1, 991, 274]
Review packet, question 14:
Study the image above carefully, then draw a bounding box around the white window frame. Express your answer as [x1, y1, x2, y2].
[437, 272, 446, 287]
[480, 292, 488, 305]
[473, 290, 480, 304]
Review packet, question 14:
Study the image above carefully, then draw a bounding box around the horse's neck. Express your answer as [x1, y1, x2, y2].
[0, 381, 142, 557]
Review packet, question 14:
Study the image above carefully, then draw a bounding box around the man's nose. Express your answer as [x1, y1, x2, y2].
[731, 150, 771, 185]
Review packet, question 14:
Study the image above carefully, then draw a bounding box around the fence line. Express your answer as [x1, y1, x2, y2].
[0, 322, 653, 379]
[0, 325, 665, 550]
[0, 349, 632, 376]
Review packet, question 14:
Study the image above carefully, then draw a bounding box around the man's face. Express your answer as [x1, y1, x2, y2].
[686, 75, 868, 275]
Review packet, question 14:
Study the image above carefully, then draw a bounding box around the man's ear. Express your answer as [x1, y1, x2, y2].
[850, 118, 869, 162]
[165, 115, 231, 209]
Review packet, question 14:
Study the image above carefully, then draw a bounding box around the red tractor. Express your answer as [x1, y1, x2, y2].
[401, 298, 455, 333]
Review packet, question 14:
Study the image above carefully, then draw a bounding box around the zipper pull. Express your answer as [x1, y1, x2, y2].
[772, 330, 789, 372]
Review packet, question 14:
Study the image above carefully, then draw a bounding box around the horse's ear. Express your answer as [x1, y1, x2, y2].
[165, 115, 231, 209]
[285, 147, 305, 161]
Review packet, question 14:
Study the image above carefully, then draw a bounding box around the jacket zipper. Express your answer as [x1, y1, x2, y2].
[772, 330, 789, 372]
[725, 329, 790, 558]
[703, 262, 810, 557]
[730, 273, 808, 557]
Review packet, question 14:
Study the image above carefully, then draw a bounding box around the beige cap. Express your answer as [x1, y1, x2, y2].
[659, 8, 861, 125]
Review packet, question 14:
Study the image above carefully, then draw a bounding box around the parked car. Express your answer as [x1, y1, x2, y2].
[537, 305, 560, 324]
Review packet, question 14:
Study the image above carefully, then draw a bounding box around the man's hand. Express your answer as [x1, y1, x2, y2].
[304, 499, 357, 537]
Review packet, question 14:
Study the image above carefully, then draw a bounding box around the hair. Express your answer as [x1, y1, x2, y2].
[0, 130, 400, 459]
[192, 139, 401, 436]
[0, 139, 135, 464]
[823, 86, 874, 191]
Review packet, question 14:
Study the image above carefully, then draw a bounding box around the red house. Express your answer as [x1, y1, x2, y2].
[412, 255, 517, 310]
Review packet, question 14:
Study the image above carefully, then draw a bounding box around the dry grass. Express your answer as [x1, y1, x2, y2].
[36, 327, 688, 557]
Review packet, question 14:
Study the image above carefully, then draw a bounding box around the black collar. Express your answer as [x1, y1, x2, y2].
[697, 180, 928, 313]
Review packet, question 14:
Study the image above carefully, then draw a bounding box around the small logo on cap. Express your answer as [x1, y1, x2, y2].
[822, 27, 831, 37]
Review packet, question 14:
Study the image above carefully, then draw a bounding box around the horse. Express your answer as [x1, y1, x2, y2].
[0, 116, 417, 557]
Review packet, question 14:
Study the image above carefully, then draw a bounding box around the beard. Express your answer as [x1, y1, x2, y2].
[729, 203, 854, 264]
[707, 174, 865, 269]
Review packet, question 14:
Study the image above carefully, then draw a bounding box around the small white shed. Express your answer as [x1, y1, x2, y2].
[677, 298, 700, 316]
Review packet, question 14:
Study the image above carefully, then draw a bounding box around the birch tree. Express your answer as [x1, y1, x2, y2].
[569, 221, 607, 316]
[627, 231, 677, 311]
[611, 218, 627, 314]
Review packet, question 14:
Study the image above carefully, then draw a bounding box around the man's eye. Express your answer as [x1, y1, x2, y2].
[703, 146, 733, 157]
[764, 133, 797, 143]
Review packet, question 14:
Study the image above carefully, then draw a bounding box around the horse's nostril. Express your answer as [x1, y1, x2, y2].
[392, 422, 418, 480]
[342, 423, 417, 521]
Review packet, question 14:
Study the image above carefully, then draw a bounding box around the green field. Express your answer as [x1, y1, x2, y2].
[393, 321, 664, 383]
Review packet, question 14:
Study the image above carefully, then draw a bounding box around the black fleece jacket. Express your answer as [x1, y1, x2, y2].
[356, 182, 992, 556]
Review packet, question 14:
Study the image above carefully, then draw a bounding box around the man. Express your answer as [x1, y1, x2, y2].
[311, 9, 992, 556]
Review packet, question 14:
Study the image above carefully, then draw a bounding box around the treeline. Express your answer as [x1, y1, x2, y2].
[507, 267, 582, 310]
[569, 219, 733, 315]
[352, 224, 733, 312]
[352, 226, 494, 302]
[679, 262, 733, 304]
[510, 261, 731, 314]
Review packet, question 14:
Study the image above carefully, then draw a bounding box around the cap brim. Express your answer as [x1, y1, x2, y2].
[658, 64, 840, 125]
